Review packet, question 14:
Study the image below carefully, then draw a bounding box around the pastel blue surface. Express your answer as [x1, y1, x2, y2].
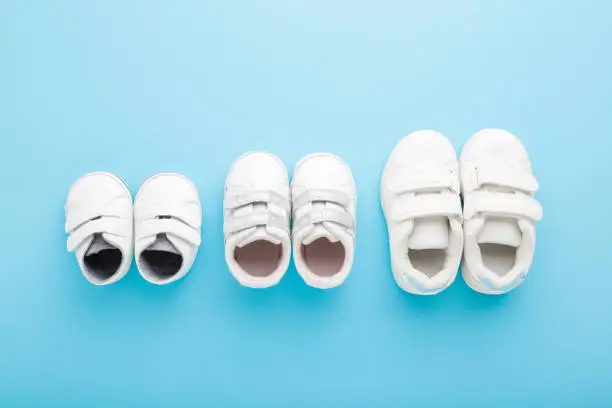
[1, 1, 611, 406]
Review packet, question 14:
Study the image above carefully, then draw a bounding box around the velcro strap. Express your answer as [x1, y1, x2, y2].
[67, 218, 125, 252]
[65, 195, 127, 233]
[294, 208, 354, 232]
[224, 211, 289, 235]
[474, 164, 539, 193]
[391, 167, 458, 194]
[137, 218, 201, 247]
[292, 189, 352, 210]
[464, 191, 543, 222]
[392, 193, 462, 221]
[224, 190, 289, 210]
[136, 200, 201, 229]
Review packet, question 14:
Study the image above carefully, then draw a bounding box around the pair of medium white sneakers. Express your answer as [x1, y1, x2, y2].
[381, 129, 542, 295]
[65, 173, 202, 285]
[224, 152, 356, 289]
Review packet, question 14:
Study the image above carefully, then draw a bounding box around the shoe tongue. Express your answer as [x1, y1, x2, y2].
[303, 224, 340, 245]
[236, 226, 281, 248]
[478, 218, 522, 247]
[232, 202, 283, 247]
[85, 234, 116, 256]
[301, 201, 342, 245]
[407, 217, 449, 250]
[147, 233, 181, 254]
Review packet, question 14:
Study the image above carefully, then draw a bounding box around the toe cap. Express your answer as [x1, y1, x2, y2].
[461, 129, 530, 164]
[292, 153, 355, 193]
[387, 130, 457, 168]
[227, 152, 288, 189]
[66, 172, 131, 212]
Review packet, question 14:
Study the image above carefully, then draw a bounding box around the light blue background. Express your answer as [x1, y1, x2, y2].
[1, 1, 611, 407]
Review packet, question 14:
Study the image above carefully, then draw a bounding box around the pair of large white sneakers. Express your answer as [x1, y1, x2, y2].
[382, 129, 542, 295]
[65, 173, 201, 286]
[224, 152, 356, 289]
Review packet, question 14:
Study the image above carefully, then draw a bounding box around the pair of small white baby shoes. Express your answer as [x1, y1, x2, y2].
[381, 129, 542, 295]
[65, 173, 201, 285]
[224, 152, 356, 289]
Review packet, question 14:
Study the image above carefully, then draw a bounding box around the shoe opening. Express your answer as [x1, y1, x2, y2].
[235, 240, 283, 277]
[83, 234, 123, 282]
[140, 234, 183, 281]
[301, 237, 345, 277]
[479, 243, 517, 277]
[408, 249, 446, 278]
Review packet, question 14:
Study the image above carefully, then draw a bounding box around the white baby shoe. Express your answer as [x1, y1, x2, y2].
[291, 153, 356, 289]
[224, 152, 291, 288]
[460, 129, 543, 294]
[381, 131, 463, 295]
[134, 173, 202, 285]
[65, 172, 134, 286]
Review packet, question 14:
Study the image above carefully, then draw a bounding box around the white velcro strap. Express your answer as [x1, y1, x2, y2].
[137, 200, 201, 229]
[294, 208, 354, 232]
[392, 193, 462, 222]
[464, 191, 543, 222]
[137, 218, 201, 247]
[390, 167, 458, 194]
[65, 196, 127, 233]
[224, 190, 289, 210]
[474, 164, 539, 193]
[224, 211, 288, 235]
[292, 189, 352, 210]
[67, 218, 125, 252]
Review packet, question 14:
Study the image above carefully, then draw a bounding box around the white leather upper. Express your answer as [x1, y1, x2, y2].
[381, 130, 463, 295]
[291, 153, 356, 289]
[224, 152, 291, 288]
[134, 173, 202, 285]
[461, 129, 542, 294]
[65, 172, 133, 286]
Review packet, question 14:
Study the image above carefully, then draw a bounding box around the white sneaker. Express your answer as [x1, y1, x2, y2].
[460, 129, 543, 294]
[65, 172, 133, 286]
[134, 173, 202, 285]
[291, 153, 356, 289]
[224, 152, 291, 288]
[381, 131, 464, 295]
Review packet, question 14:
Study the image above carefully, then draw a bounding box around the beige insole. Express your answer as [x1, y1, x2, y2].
[301, 238, 345, 277]
[235, 240, 283, 277]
